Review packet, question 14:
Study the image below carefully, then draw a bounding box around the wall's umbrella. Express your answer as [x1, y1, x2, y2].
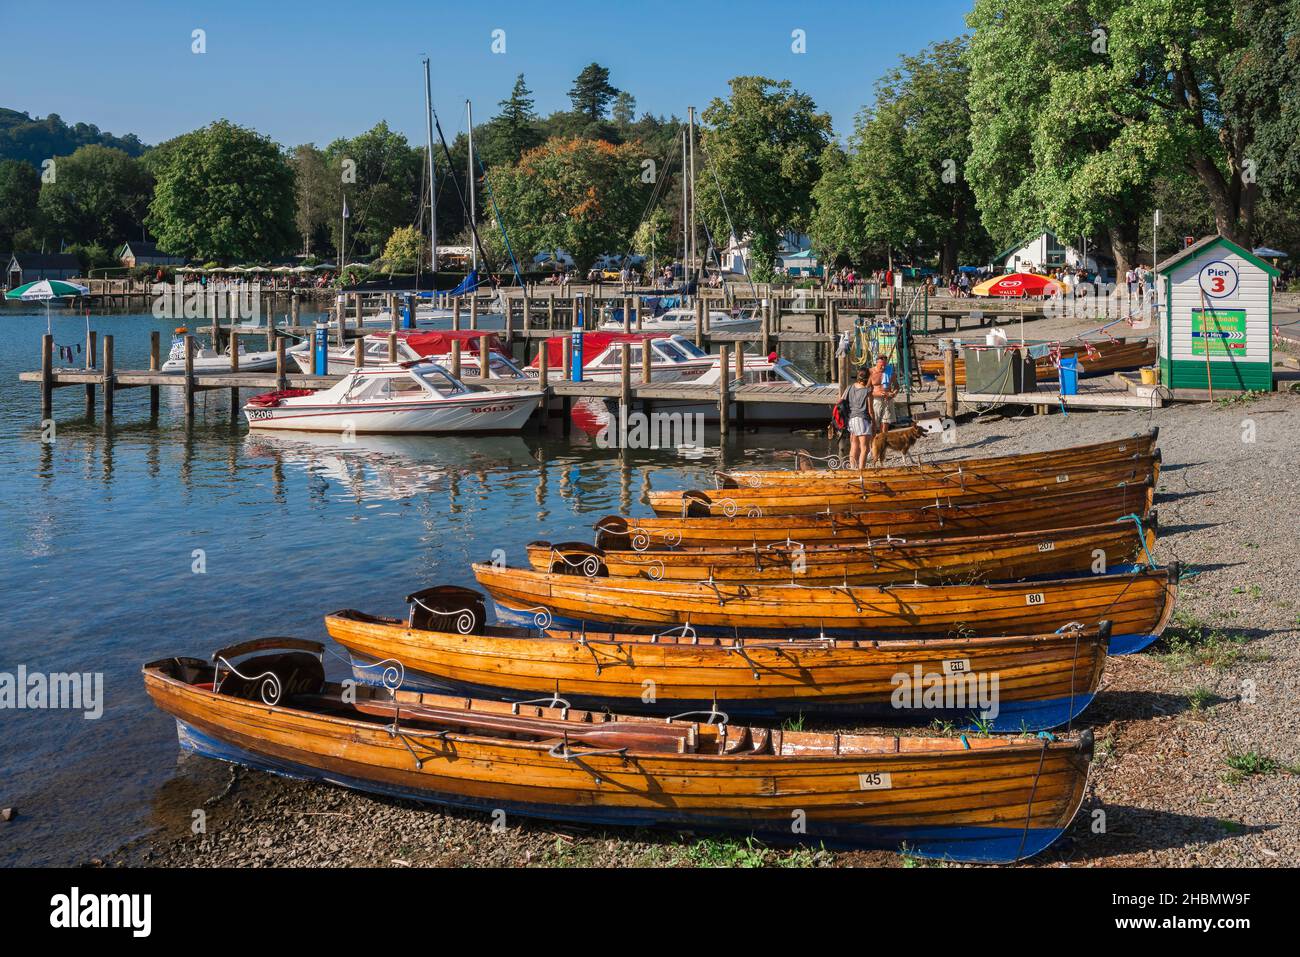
[4, 278, 91, 335]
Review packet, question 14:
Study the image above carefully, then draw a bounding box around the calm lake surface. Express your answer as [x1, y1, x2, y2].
[0, 303, 833, 866]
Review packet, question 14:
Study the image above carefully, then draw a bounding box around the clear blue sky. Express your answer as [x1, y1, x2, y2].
[2, 0, 973, 148]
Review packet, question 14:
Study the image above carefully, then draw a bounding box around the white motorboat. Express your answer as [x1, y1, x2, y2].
[287, 331, 527, 379]
[242, 361, 543, 434]
[600, 307, 759, 334]
[160, 335, 280, 373]
[615, 356, 831, 424]
[528, 333, 718, 384]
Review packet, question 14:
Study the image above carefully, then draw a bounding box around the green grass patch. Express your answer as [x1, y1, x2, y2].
[1155, 613, 1251, 670]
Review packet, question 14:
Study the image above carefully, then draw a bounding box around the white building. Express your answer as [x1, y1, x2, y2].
[997, 230, 1099, 274]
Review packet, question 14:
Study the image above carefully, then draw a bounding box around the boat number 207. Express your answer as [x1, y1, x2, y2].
[858, 772, 893, 791]
[1025, 593, 1046, 606]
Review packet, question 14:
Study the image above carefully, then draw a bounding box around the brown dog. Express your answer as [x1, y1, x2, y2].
[869, 424, 925, 466]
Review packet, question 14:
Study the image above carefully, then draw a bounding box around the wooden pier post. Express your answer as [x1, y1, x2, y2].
[619, 342, 631, 413]
[718, 344, 731, 436]
[40, 334, 53, 420]
[387, 332, 398, 363]
[538, 342, 549, 385]
[85, 330, 97, 418]
[521, 294, 530, 331]
[276, 338, 287, 391]
[103, 335, 115, 418]
[291, 293, 300, 329]
[546, 296, 555, 330]
[354, 334, 366, 368]
[335, 297, 345, 346]
[561, 337, 572, 381]
[451, 339, 462, 379]
[452, 298, 461, 330]
[229, 333, 240, 372]
[694, 299, 704, 348]
[470, 295, 479, 330]
[642, 342, 652, 384]
[183, 335, 196, 419]
[623, 296, 633, 334]
[942, 341, 957, 420]
[353, 292, 363, 330]
[479, 334, 490, 379]
[149, 331, 160, 418]
[760, 300, 771, 356]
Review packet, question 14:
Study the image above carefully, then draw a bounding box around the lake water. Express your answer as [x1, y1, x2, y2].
[0, 303, 832, 866]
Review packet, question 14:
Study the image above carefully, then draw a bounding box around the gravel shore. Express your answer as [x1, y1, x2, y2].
[105, 345, 1300, 869]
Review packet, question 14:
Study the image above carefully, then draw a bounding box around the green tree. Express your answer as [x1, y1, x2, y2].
[632, 207, 673, 266]
[568, 63, 620, 123]
[0, 158, 41, 253]
[489, 137, 649, 272]
[289, 144, 333, 256]
[823, 39, 989, 274]
[380, 224, 426, 274]
[36, 145, 153, 249]
[612, 91, 637, 130]
[487, 74, 542, 165]
[697, 77, 832, 280]
[324, 122, 421, 259]
[146, 121, 296, 261]
[809, 144, 874, 266]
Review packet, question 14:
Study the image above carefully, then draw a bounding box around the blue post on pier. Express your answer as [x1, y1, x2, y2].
[402, 294, 415, 329]
[313, 322, 328, 376]
[571, 294, 585, 383]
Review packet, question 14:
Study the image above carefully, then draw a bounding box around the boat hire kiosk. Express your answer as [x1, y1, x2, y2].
[1155, 235, 1279, 398]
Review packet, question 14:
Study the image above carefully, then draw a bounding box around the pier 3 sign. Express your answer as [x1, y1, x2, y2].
[1197, 261, 1239, 299]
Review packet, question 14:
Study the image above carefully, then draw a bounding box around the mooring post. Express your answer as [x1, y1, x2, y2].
[451, 339, 462, 379]
[149, 331, 160, 418]
[479, 334, 490, 379]
[695, 299, 704, 348]
[623, 296, 633, 334]
[354, 332, 366, 368]
[103, 335, 115, 418]
[387, 332, 398, 363]
[760, 299, 771, 356]
[452, 297, 461, 330]
[184, 335, 196, 419]
[470, 295, 479, 330]
[943, 340, 957, 420]
[642, 342, 652, 384]
[718, 344, 731, 437]
[561, 337, 572, 380]
[276, 337, 287, 391]
[353, 292, 363, 330]
[538, 341, 550, 386]
[41, 333, 53, 420]
[620, 342, 631, 413]
[335, 297, 345, 346]
[85, 330, 97, 419]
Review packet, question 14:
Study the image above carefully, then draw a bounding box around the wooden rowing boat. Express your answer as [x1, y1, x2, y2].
[473, 562, 1178, 655]
[921, 339, 1156, 387]
[144, 638, 1093, 862]
[530, 518, 1156, 586]
[649, 455, 1158, 517]
[597, 481, 1155, 550]
[721, 430, 1157, 487]
[324, 587, 1110, 730]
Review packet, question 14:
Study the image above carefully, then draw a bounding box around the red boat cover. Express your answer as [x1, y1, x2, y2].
[246, 388, 316, 408]
[528, 332, 670, 369]
[367, 330, 507, 356]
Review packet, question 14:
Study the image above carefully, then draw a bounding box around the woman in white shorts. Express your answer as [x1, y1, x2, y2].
[845, 369, 873, 469]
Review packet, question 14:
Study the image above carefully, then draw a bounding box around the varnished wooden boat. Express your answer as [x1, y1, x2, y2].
[144, 638, 1093, 862]
[325, 586, 1111, 730]
[649, 454, 1158, 517]
[722, 430, 1157, 486]
[529, 517, 1156, 586]
[921, 339, 1156, 387]
[473, 562, 1179, 655]
[598, 481, 1155, 550]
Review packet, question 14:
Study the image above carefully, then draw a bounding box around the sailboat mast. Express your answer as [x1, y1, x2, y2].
[467, 100, 477, 272]
[423, 58, 437, 274]
[681, 129, 689, 282]
[688, 106, 697, 283]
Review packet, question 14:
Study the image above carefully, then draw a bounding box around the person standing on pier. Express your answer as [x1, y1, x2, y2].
[845, 367, 873, 470]
[868, 353, 897, 437]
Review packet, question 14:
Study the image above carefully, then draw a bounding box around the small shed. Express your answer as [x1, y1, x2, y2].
[118, 240, 185, 268]
[1155, 235, 1278, 395]
[5, 252, 81, 289]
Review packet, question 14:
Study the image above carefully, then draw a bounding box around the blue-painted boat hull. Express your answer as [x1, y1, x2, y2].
[491, 600, 1157, 657]
[175, 720, 1069, 863]
[348, 654, 1094, 732]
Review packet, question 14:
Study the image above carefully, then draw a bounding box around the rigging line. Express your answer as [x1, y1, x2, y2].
[700, 143, 758, 301]
[431, 111, 495, 282]
[476, 152, 523, 287]
[619, 130, 684, 268]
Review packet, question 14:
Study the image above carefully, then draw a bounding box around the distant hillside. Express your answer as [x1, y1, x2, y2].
[0, 107, 148, 167]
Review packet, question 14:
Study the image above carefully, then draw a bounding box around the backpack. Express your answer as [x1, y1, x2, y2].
[832, 395, 850, 431]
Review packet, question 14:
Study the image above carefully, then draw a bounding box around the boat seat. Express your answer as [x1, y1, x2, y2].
[217, 652, 325, 702]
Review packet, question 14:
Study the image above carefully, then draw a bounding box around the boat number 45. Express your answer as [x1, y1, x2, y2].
[858, 772, 893, 791]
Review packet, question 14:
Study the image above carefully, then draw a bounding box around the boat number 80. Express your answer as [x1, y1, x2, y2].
[1025, 593, 1046, 606]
